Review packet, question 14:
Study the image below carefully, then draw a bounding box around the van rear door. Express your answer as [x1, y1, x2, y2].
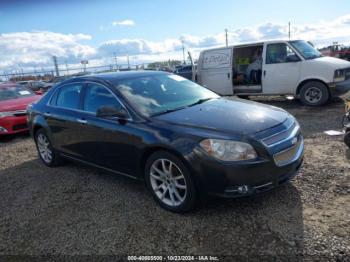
[197, 47, 233, 95]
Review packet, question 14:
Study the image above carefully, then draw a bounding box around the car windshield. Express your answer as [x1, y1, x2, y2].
[0, 85, 35, 101]
[114, 74, 219, 116]
[289, 40, 323, 60]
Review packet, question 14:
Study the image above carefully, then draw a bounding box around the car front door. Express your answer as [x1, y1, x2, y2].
[262, 42, 301, 94]
[76, 82, 139, 175]
[45, 82, 86, 158]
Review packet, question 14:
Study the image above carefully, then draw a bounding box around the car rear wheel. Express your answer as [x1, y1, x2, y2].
[145, 151, 197, 213]
[35, 129, 62, 167]
[299, 81, 329, 106]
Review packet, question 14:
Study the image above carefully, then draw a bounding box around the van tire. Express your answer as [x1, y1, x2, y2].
[299, 81, 329, 106]
[237, 95, 250, 100]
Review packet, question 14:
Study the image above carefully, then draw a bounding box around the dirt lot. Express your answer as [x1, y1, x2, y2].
[0, 97, 349, 260]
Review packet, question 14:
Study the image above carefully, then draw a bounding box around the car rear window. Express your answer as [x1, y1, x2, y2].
[0, 85, 35, 101]
[56, 83, 83, 110]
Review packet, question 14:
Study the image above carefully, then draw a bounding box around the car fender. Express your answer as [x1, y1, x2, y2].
[31, 114, 53, 143]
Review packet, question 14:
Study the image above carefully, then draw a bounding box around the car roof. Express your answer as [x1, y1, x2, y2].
[63, 70, 169, 84]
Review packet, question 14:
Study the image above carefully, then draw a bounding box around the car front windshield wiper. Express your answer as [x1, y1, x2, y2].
[151, 98, 214, 117]
[186, 97, 214, 108]
[151, 106, 188, 117]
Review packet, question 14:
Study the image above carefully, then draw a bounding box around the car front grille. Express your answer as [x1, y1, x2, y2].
[344, 68, 350, 80]
[259, 117, 303, 167]
[13, 110, 27, 117]
[273, 136, 303, 167]
[261, 117, 299, 147]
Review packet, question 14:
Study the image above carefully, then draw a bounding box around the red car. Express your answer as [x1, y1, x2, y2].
[0, 83, 41, 135]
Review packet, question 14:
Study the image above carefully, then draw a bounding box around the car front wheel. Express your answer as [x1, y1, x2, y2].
[145, 151, 197, 213]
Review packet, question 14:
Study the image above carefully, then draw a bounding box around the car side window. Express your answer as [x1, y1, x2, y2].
[49, 88, 60, 105]
[266, 43, 298, 64]
[83, 83, 124, 114]
[56, 83, 83, 109]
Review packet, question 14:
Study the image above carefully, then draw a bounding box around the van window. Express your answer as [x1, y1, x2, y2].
[266, 43, 299, 64]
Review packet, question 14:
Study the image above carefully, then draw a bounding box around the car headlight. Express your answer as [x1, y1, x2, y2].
[0, 112, 14, 118]
[200, 139, 257, 161]
[334, 69, 346, 82]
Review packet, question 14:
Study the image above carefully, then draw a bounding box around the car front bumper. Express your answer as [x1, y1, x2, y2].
[0, 115, 29, 135]
[188, 137, 304, 198]
[329, 79, 350, 96]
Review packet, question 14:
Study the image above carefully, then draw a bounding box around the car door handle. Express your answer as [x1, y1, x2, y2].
[77, 118, 87, 124]
[263, 70, 266, 77]
[44, 112, 51, 117]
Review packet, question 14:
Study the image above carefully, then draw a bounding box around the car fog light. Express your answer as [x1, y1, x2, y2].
[238, 185, 249, 194]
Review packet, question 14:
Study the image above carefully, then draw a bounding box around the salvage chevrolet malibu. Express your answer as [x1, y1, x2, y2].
[27, 71, 304, 212]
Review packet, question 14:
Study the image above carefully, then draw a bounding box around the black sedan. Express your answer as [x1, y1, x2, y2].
[27, 71, 304, 212]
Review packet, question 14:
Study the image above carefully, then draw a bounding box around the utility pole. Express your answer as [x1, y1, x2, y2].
[52, 56, 59, 77]
[34, 65, 37, 80]
[288, 22, 291, 40]
[182, 40, 186, 64]
[113, 52, 118, 71]
[65, 60, 69, 75]
[225, 28, 228, 47]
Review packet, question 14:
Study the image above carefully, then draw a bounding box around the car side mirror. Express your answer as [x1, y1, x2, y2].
[286, 54, 300, 62]
[96, 105, 128, 119]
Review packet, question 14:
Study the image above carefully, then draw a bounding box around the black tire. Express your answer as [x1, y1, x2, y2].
[299, 81, 329, 106]
[237, 95, 250, 100]
[34, 128, 62, 167]
[344, 132, 350, 148]
[145, 151, 197, 213]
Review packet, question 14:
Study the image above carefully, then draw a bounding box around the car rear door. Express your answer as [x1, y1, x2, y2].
[45, 82, 86, 158]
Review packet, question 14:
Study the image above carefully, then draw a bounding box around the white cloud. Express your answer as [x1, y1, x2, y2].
[112, 19, 135, 27]
[0, 31, 96, 72]
[2, 14, 350, 74]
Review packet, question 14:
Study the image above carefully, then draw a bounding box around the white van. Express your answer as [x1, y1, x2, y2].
[196, 40, 350, 106]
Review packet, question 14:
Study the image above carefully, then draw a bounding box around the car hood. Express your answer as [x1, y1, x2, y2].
[0, 95, 41, 112]
[313, 56, 350, 70]
[154, 98, 289, 135]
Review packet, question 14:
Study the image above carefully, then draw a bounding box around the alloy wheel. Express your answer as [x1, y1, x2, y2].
[37, 133, 53, 164]
[149, 158, 187, 207]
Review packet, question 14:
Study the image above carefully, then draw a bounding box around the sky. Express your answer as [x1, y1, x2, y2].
[1, 0, 350, 73]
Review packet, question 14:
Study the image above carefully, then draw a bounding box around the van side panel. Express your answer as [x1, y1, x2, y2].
[197, 48, 233, 95]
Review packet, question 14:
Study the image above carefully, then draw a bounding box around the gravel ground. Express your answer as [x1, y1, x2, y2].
[0, 97, 349, 260]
